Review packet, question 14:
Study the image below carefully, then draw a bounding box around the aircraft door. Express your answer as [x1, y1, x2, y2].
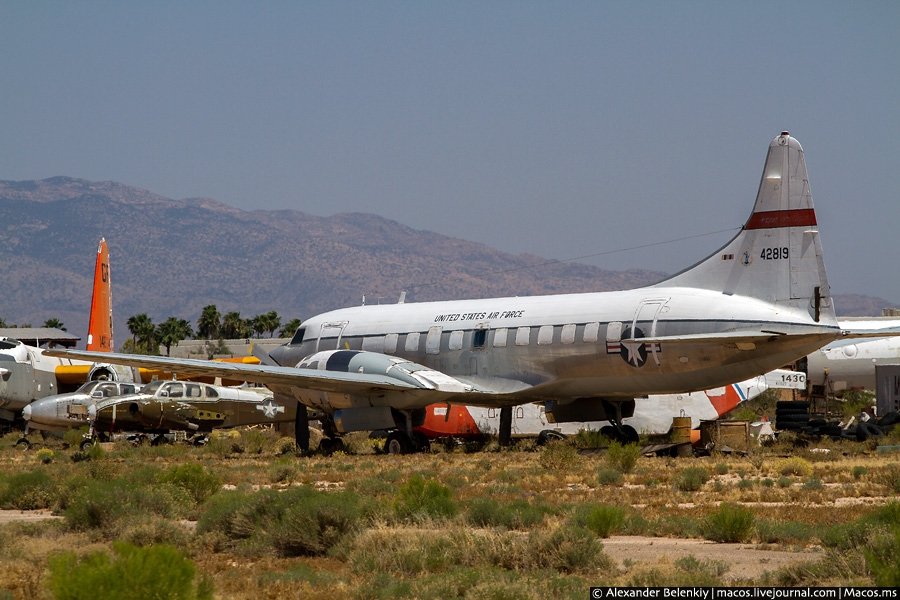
[467, 323, 489, 375]
[631, 299, 669, 367]
[317, 321, 349, 351]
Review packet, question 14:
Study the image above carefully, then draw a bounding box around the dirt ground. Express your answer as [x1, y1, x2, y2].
[602, 535, 820, 581]
[0, 510, 818, 582]
[0, 509, 62, 524]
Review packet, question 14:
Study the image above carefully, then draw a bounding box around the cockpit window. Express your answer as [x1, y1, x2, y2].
[97, 383, 118, 397]
[290, 327, 306, 346]
[77, 381, 100, 393]
[163, 383, 185, 398]
[141, 380, 165, 394]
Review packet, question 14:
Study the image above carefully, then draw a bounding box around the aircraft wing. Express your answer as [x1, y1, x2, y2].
[45, 349, 424, 395]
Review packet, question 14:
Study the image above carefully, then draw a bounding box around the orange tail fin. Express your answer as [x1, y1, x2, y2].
[86, 238, 114, 352]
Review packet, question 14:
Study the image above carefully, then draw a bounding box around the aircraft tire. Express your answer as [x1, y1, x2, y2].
[319, 437, 344, 455]
[877, 411, 900, 427]
[776, 414, 809, 423]
[777, 401, 810, 410]
[621, 425, 639, 444]
[856, 422, 883, 442]
[413, 431, 431, 453]
[600, 426, 617, 440]
[819, 424, 844, 438]
[775, 422, 807, 431]
[79, 439, 95, 451]
[384, 431, 411, 455]
[15, 438, 30, 451]
[537, 430, 566, 445]
[775, 408, 810, 418]
[840, 427, 858, 440]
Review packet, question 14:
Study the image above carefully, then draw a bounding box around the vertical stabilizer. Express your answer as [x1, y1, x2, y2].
[655, 132, 834, 323]
[86, 238, 114, 352]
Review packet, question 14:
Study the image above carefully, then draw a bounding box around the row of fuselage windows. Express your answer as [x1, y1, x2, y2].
[321, 322, 621, 355]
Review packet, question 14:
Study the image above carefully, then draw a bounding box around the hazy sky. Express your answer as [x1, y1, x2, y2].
[2, 1, 898, 303]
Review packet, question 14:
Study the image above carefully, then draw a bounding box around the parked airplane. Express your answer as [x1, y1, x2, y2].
[802, 318, 900, 394]
[19, 380, 140, 447]
[0, 239, 142, 423]
[48, 133, 845, 453]
[87, 380, 294, 443]
[413, 369, 807, 446]
[24, 378, 294, 446]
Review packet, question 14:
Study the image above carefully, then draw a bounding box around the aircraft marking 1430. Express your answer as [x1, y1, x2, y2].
[48, 133, 846, 451]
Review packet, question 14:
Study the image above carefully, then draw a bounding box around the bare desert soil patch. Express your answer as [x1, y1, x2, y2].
[0, 509, 62, 524]
[603, 535, 820, 581]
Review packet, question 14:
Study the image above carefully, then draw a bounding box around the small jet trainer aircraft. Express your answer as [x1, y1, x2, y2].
[0, 239, 142, 423]
[49, 133, 845, 452]
[24, 378, 294, 447]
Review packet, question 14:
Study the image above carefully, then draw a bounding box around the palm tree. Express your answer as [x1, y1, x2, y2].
[196, 305, 221, 340]
[222, 311, 251, 339]
[250, 314, 268, 338]
[263, 311, 281, 338]
[42, 318, 67, 331]
[279, 318, 303, 339]
[126, 313, 155, 354]
[157, 317, 194, 356]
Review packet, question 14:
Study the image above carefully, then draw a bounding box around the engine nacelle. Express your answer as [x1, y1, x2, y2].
[297, 350, 471, 393]
[293, 350, 451, 432]
[87, 363, 139, 383]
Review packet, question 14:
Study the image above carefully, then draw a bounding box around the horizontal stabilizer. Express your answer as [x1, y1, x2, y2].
[839, 327, 900, 339]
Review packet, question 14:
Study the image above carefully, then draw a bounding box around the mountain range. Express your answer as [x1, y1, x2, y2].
[1, 177, 896, 349]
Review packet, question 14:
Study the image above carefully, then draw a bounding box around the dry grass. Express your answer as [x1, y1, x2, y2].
[2, 429, 899, 597]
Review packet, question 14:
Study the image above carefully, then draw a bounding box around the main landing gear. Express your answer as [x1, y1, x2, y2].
[383, 430, 430, 455]
[600, 399, 639, 444]
[381, 409, 431, 455]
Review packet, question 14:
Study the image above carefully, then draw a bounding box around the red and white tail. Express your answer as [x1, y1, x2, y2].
[86, 238, 114, 352]
[656, 132, 835, 324]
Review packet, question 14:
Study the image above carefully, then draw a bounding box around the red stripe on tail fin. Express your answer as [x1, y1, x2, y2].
[744, 208, 817, 230]
[86, 238, 113, 352]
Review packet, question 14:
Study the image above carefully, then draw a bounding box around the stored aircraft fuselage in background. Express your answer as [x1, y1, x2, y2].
[48, 133, 843, 451]
[803, 318, 900, 394]
[415, 369, 808, 441]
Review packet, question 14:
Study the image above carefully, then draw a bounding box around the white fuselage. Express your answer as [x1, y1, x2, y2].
[806, 318, 900, 392]
[271, 286, 838, 412]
